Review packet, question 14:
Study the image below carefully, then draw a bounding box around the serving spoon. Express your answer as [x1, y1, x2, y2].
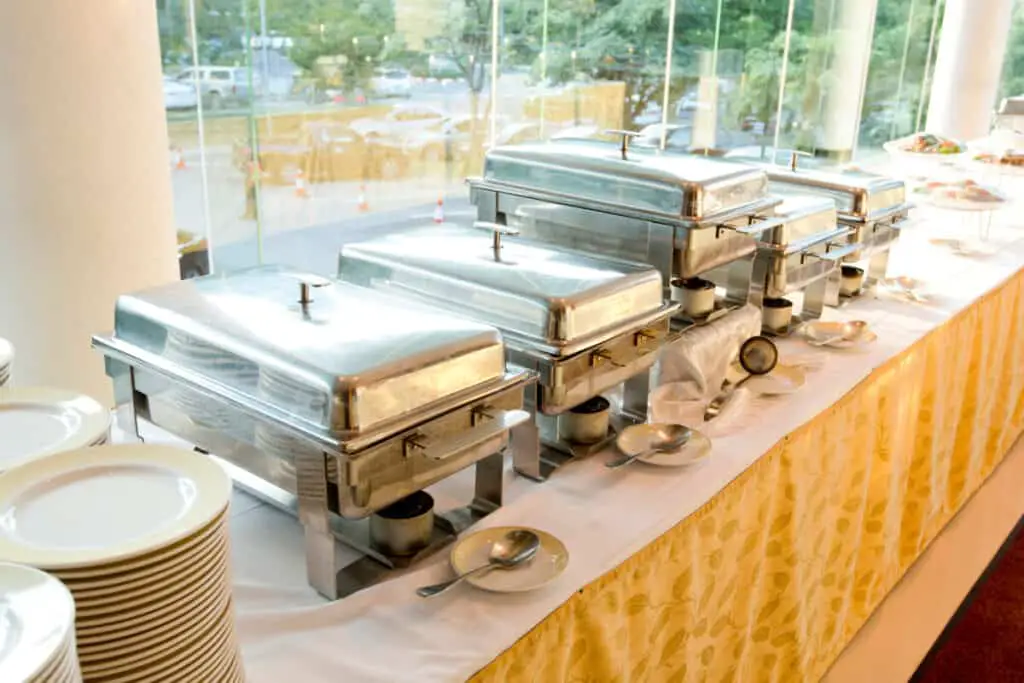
[416, 529, 540, 598]
[606, 424, 692, 469]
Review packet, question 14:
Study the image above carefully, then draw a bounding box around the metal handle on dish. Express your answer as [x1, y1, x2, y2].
[800, 241, 861, 264]
[720, 214, 788, 237]
[603, 129, 641, 159]
[409, 408, 531, 461]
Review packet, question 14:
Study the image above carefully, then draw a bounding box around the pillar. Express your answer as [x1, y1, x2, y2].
[0, 2, 180, 403]
[816, 0, 879, 161]
[926, 0, 1014, 141]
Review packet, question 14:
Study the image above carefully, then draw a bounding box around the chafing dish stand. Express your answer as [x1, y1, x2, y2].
[338, 222, 680, 480]
[93, 266, 538, 600]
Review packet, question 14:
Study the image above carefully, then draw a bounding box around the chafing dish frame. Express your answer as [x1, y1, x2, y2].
[764, 158, 912, 299]
[468, 141, 787, 318]
[337, 224, 681, 481]
[94, 335, 538, 600]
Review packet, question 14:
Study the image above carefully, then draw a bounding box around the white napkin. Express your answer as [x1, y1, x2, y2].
[649, 383, 753, 437]
[655, 304, 762, 398]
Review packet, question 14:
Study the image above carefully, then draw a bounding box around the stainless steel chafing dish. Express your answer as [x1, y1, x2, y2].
[764, 156, 911, 291]
[751, 194, 858, 332]
[468, 135, 785, 320]
[92, 265, 536, 599]
[338, 223, 679, 479]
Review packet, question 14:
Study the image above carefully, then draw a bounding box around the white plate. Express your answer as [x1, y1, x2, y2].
[615, 424, 713, 467]
[0, 444, 230, 569]
[928, 237, 998, 257]
[0, 563, 76, 683]
[0, 387, 110, 472]
[743, 365, 806, 396]
[800, 321, 878, 349]
[450, 527, 568, 594]
[878, 276, 930, 302]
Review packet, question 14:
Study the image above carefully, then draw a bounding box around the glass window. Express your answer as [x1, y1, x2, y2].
[155, 0, 950, 278]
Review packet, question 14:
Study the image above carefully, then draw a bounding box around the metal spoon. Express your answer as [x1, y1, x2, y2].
[606, 424, 692, 469]
[416, 529, 540, 598]
[808, 320, 870, 347]
[889, 276, 926, 302]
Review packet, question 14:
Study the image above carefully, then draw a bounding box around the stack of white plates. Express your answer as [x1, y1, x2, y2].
[0, 563, 82, 682]
[0, 444, 243, 682]
[0, 387, 110, 473]
[0, 337, 12, 387]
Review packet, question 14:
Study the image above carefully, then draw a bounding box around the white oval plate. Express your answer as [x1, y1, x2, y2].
[0, 387, 110, 472]
[743, 365, 806, 396]
[0, 562, 76, 682]
[800, 321, 877, 349]
[0, 444, 230, 570]
[451, 526, 568, 594]
[616, 423, 713, 467]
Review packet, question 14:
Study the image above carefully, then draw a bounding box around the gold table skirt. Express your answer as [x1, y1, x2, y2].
[472, 268, 1024, 682]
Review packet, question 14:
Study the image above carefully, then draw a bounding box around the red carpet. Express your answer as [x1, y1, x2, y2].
[912, 517, 1024, 682]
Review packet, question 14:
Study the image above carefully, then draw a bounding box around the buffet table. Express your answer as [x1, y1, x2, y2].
[131, 199, 1024, 682]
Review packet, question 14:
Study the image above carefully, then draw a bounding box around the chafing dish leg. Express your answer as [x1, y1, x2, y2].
[294, 449, 341, 600]
[724, 255, 756, 307]
[801, 276, 828, 322]
[748, 253, 770, 310]
[824, 269, 842, 307]
[866, 249, 891, 286]
[510, 418, 545, 482]
[471, 451, 504, 517]
[620, 370, 652, 423]
[110, 363, 145, 442]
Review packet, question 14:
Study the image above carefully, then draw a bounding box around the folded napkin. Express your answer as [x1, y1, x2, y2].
[649, 382, 753, 437]
[655, 304, 762, 398]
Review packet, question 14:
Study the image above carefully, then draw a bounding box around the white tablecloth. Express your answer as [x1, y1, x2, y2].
[123, 199, 1024, 683]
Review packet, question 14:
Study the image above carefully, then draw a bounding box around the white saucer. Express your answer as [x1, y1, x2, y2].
[0, 563, 76, 682]
[450, 526, 568, 593]
[800, 321, 878, 349]
[0, 444, 230, 569]
[0, 387, 110, 472]
[744, 365, 806, 396]
[616, 423, 713, 466]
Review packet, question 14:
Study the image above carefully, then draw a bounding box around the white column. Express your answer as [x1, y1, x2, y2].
[0, 2, 180, 403]
[818, 0, 879, 159]
[926, 0, 1014, 141]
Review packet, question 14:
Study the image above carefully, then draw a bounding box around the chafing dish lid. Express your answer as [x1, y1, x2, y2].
[339, 225, 667, 352]
[998, 97, 1024, 116]
[765, 166, 907, 222]
[109, 265, 506, 435]
[761, 194, 840, 247]
[477, 141, 772, 222]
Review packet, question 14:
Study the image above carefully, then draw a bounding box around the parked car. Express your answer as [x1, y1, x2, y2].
[175, 66, 258, 110]
[232, 121, 372, 183]
[370, 68, 413, 98]
[163, 78, 197, 110]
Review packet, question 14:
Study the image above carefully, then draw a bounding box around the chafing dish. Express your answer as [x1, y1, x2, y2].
[468, 135, 785, 323]
[92, 265, 536, 599]
[338, 223, 679, 479]
[750, 194, 858, 332]
[764, 156, 911, 293]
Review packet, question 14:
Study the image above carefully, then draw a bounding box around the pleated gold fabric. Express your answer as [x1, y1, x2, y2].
[472, 267, 1024, 683]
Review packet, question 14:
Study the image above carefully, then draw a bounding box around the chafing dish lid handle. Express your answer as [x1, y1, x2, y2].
[286, 273, 333, 306]
[788, 150, 814, 171]
[603, 129, 641, 160]
[473, 220, 520, 259]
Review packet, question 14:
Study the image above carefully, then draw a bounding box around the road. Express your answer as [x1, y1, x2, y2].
[209, 194, 477, 275]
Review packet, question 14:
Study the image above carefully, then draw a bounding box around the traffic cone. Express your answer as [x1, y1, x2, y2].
[174, 147, 186, 171]
[433, 196, 444, 223]
[294, 169, 309, 198]
[357, 184, 370, 212]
